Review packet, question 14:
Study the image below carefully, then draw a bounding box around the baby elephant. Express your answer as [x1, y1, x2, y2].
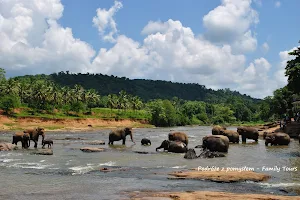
[42, 139, 53, 149]
[141, 138, 151, 146]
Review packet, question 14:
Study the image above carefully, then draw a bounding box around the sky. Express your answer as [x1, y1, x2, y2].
[0, 0, 299, 99]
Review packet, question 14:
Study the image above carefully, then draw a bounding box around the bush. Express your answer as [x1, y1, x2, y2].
[0, 95, 21, 115]
[70, 102, 87, 114]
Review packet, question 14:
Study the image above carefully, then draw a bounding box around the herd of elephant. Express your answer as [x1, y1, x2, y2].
[12, 125, 291, 158]
[11, 127, 53, 149]
[108, 125, 292, 158]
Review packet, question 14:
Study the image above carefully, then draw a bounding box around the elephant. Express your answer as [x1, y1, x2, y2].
[23, 127, 45, 148]
[237, 126, 259, 143]
[141, 138, 151, 146]
[108, 127, 135, 145]
[168, 132, 188, 146]
[12, 132, 30, 149]
[263, 131, 274, 139]
[198, 149, 226, 158]
[219, 129, 239, 143]
[202, 135, 229, 152]
[156, 140, 187, 153]
[265, 132, 290, 146]
[42, 139, 53, 149]
[184, 148, 226, 159]
[212, 125, 226, 135]
[184, 148, 198, 159]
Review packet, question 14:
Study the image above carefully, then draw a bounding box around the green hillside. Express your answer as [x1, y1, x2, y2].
[42, 71, 259, 103]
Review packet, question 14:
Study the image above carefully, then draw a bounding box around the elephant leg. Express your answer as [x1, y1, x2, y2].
[122, 138, 126, 145]
[34, 140, 38, 148]
[242, 135, 246, 143]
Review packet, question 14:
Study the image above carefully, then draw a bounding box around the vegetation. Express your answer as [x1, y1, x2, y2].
[0, 67, 275, 127]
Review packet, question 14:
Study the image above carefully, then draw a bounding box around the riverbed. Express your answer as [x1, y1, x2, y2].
[1, 126, 300, 199]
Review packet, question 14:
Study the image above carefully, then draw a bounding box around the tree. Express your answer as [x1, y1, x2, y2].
[285, 44, 300, 93]
[0, 95, 21, 115]
[0, 68, 6, 84]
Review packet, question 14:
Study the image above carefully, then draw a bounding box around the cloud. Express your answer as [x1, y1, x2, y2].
[0, 0, 293, 99]
[92, 1, 123, 43]
[92, 19, 247, 94]
[202, 0, 258, 53]
[273, 47, 297, 87]
[261, 42, 269, 53]
[236, 57, 275, 97]
[275, 1, 281, 8]
[0, 0, 95, 76]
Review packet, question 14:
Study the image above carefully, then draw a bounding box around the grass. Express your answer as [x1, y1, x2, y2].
[13, 107, 151, 121]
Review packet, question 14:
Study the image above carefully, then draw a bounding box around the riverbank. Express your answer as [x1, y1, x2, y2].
[0, 115, 153, 132]
[0, 114, 271, 132]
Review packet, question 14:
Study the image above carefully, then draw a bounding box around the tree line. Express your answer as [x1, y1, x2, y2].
[0, 67, 275, 126]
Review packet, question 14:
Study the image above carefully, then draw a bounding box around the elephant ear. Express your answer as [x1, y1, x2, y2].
[271, 136, 276, 141]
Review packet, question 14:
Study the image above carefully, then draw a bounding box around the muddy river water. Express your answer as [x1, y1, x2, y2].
[1, 126, 300, 199]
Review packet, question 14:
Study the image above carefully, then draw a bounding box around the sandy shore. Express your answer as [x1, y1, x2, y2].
[168, 170, 270, 183]
[127, 191, 300, 200]
[257, 124, 281, 137]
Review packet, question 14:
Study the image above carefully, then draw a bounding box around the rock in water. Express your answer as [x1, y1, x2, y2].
[80, 147, 105, 152]
[184, 149, 198, 159]
[0, 143, 17, 151]
[84, 140, 106, 145]
[199, 149, 225, 158]
[30, 149, 53, 155]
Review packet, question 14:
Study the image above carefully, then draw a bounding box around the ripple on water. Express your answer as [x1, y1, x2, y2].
[0, 158, 21, 163]
[69, 165, 95, 175]
[171, 165, 187, 169]
[259, 182, 300, 188]
[99, 161, 116, 166]
[7, 162, 54, 169]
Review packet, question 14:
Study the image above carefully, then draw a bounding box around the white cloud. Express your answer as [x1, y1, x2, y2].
[92, 19, 247, 93]
[0, 0, 95, 76]
[92, 1, 123, 43]
[274, 47, 297, 87]
[0, 0, 293, 99]
[261, 42, 269, 53]
[275, 1, 281, 8]
[202, 0, 259, 53]
[236, 57, 275, 97]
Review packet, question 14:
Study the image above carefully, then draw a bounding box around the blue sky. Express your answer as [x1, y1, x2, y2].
[0, 0, 299, 98]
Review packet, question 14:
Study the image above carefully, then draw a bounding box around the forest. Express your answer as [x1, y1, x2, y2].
[0, 42, 299, 127]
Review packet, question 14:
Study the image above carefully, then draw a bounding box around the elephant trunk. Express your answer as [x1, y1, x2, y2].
[265, 137, 270, 146]
[130, 133, 135, 143]
[41, 133, 45, 145]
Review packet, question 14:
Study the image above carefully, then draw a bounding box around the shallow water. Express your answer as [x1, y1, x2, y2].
[1, 126, 300, 199]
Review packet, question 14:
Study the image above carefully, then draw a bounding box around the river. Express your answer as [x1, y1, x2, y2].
[1, 126, 300, 199]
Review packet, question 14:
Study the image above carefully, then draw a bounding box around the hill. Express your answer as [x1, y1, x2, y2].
[13, 71, 260, 103]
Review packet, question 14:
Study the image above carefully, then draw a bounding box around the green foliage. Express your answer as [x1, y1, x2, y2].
[70, 101, 86, 114]
[211, 104, 236, 124]
[0, 95, 20, 114]
[0, 68, 6, 84]
[285, 45, 300, 94]
[0, 70, 276, 126]
[146, 99, 179, 127]
[47, 71, 259, 103]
